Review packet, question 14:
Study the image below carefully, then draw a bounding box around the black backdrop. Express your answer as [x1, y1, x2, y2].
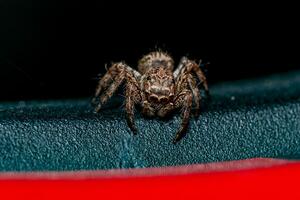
[0, 1, 299, 101]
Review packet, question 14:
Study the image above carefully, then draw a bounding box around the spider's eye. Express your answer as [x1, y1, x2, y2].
[146, 76, 151, 81]
[149, 95, 159, 103]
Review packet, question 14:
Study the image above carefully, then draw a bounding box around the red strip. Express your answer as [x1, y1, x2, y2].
[0, 158, 290, 180]
[1, 160, 300, 199]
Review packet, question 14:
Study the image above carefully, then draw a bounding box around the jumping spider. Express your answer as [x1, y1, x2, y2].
[92, 51, 209, 143]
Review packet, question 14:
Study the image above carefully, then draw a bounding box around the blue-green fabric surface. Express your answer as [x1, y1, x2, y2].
[1, 71, 300, 171]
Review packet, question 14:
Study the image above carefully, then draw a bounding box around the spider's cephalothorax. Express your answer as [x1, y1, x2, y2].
[92, 51, 209, 143]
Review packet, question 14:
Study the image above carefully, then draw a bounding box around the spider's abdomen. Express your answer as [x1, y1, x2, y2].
[138, 51, 174, 74]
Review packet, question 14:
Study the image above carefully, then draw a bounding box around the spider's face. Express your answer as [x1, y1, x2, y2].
[143, 67, 175, 105]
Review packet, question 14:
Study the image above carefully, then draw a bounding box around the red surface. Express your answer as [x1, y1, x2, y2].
[1, 160, 300, 200]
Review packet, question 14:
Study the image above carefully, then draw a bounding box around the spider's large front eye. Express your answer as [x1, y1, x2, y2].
[146, 76, 151, 81]
[149, 95, 159, 103]
[159, 97, 169, 104]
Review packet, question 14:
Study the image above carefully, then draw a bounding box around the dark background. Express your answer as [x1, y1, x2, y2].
[0, 1, 299, 101]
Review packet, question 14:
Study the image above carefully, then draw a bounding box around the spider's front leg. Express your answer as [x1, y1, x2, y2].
[125, 77, 141, 134]
[187, 74, 201, 117]
[93, 62, 141, 113]
[93, 62, 142, 134]
[93, 63, 120, 106]
[173, 90, 193, 143]
[174, 57, 209, 96]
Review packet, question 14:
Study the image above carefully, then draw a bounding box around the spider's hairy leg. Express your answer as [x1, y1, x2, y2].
[93, 63, 126, 112]
[174, 57, 209, 96]
[173, 57, 185, 79]
[125, 81, 141, 134]
[92, 63, 121, 105]
[93, 62, 141, 112]
[188, 74, 201, 117]
[189, 59, 209, 96]
[173, 90, 193, 143]
[94, 72, 124, 112]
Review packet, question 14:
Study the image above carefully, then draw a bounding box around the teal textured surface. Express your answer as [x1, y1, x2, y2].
[1, 71, 300, 171]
